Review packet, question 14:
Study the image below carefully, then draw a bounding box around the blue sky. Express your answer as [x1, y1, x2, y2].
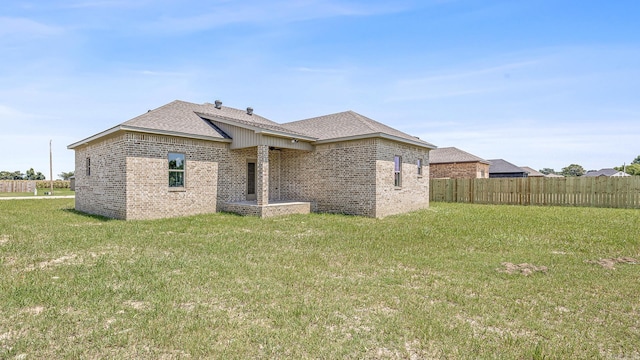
[1, 0, 639, 178]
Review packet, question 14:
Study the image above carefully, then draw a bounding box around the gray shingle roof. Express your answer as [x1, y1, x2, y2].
[197, 110, 311, 139]
[69, 100, 436, 149]
[429, 147, 489, 164]
[282, 110, 435, 148]
[583, 168, 630, 177]
[520, 166, 545, 177]
[121, 100, 230, 139]
[488, 159, 527, 174]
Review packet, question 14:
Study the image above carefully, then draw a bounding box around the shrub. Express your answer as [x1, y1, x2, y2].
[36, 180, 70, 189]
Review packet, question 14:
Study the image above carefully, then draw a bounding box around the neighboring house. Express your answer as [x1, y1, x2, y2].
[583, 168, 631, 177]
[429, 147, 490, 179]
[487, 159, 529, 178]
[545, 173, 564, 178]
[67, 100, 436, 220]
[520, 166, 545, 177]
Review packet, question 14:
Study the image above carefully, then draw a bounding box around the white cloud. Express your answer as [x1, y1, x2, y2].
[419, 120, 640, 171]
[142, 1, 410, 33]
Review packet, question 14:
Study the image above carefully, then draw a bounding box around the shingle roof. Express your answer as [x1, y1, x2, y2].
[197, 109, 311, 139]
[121, 100, 230, 139]
[520, 166, 545, 177]
[429, 147, 489, 164]
[488, 159, 527, 174]
[583, 168, 630, 177]
[283, 110, 435, 148]
[69, 100, 435, 149]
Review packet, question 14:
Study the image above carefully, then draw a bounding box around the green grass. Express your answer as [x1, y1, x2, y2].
[0, 189, 74, 197]
[1, 200, 639, 359]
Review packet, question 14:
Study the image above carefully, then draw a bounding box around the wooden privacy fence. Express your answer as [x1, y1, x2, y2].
[0, 180, 36, 193]
[430, 177, 640, 209]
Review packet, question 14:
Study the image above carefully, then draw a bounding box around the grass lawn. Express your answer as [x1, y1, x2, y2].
[0, 189, 75, 197]
[1, 200, 639, 359]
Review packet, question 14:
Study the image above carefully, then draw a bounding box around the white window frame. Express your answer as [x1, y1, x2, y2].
[168, 152, 185, 188]
[394, 155, 402, 187]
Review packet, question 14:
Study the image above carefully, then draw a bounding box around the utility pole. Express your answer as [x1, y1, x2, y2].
[50, 140, 53, 195]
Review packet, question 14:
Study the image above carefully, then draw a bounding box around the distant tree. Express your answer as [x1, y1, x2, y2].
[628, 164, 640, 175]
[24, 168, 46, 180]
[0, 170, 24, 180]
[58, 171, 75, 180]
[539, 168, 556, 175]
[632, 155, 640, 165]
[561, 164, 585, 177]
[615, 163, 640, 176]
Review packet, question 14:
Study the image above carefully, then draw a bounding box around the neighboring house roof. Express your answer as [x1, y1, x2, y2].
[520, 166, 545, 177]
[487, 159, 527, 174]
[69, 101, 434, 150]
[545, 173, 564, 178]
[429, 147, 490, 164]
[283, 110, 436, 148]
[583, 168, 631, 177]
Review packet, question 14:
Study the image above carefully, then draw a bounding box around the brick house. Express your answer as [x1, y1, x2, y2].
[488, 159, 528, 178]
[68, 100, 436, 219]
[520, 166, 545, 177]
[429, 147, 490, 179]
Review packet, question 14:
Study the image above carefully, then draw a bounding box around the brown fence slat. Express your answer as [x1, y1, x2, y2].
[0, 180, 36, 193]
[430, 177, 640, 209]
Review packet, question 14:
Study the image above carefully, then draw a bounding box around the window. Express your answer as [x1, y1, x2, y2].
[168, 153, 185, 187]
[394, 155, 402, 187]
[417, 158, 423, 176]
[86, 157, 91, 176]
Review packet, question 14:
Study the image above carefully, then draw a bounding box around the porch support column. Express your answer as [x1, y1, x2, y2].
[257, 145, 269, 206]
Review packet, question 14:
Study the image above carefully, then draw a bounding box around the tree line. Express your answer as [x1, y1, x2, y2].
[0, 169, 74, 180]
[539, 155, 640, 177]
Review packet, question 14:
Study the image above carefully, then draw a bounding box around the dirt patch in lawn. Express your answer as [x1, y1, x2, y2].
[498, 262, 548, 276]
[22, 306, 45, 315]
[0, 234, 9, 246]
[123, 300, 150, 311]
[586, 257, 638, 270]
[25, 254, 78, 271]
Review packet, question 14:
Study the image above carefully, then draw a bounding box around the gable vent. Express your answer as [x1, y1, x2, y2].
[247, 107, 253, 115]
[214, 100, 222, 109]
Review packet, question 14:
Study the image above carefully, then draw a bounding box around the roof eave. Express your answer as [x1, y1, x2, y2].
[197, 112, 316, 141]
[314, 133, 436, 149]
[430, 160, 490, 165]
[67, 125, 231, 149]
[255, 129, 317, 142]
[67, 125, 122, 149]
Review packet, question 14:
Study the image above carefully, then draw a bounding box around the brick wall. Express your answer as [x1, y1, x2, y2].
[374, 139, 430, 218]
[74, 134, 128, 219]
[279, 138, 378, 216]
[123, 133, 226, 220]
[278, 138, 430, 218]
[430, 162, 489, 179]
[74, 132, 431, 219]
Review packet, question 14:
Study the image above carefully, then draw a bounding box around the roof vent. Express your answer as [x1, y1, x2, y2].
[246, 107, 253, 115]
[214, 100, 222, 109]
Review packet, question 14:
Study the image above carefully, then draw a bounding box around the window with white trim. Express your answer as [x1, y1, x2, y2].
[168, 153, 185, 187]
[417, 158, 423, 176]
[394, 155, 402, 187]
